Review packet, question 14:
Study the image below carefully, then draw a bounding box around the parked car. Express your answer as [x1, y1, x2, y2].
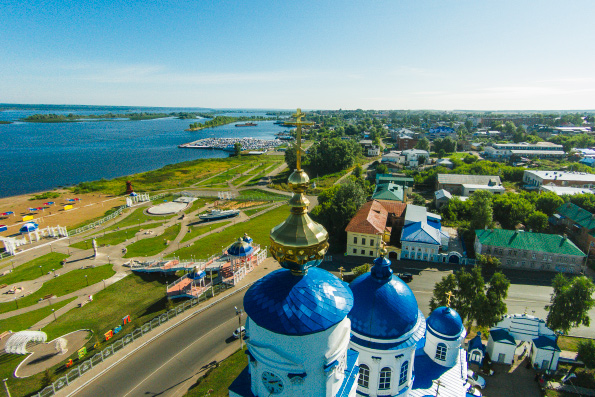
[398, 273, 413, 282]
[467, 370, 486, 389]
[466, 383, 482, 396]
[233, 326, 246, 339]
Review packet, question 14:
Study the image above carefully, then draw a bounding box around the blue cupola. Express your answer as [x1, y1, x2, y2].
[228, 237, 254, 257]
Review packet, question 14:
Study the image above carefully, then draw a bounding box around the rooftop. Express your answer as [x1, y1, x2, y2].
[540, 186, 594, 196]
[437, 174, 501, 186]
[372, 182, 404, 201]
[525, 170, 595, 182]
[556, 202, 595, 230]
[345, 200, 388, 235]
[492, 141, 563, 149]
[475, 228, 585, 257]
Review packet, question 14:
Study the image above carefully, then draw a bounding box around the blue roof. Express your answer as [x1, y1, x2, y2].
[533, 335, 560, 352]
[410, 349, 467, 397]
[244, 268, 353, 336]
[489, 329, 516, 345]
[228, 238, 254, 257]
[349, 255, 420, 339]
[426, 307, 463, 337]
[401, 223, 441, 245]
[468, 333, 485, 352]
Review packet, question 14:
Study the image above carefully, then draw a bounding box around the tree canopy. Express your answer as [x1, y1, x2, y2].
[546, 274, 595, 334]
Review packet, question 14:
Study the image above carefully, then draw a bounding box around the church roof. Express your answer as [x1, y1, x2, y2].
[468, 333, 485, 352]
[348, 255, 420, 340]
[426, 307, 464, 338]
[489, 329, 516, 345]
[227, 238, 254, 257]
[244, 268, 353, 336]
[410, 348, 468, 397]
[345, 200, 388, 235]
[533, 335, 561, 352]
[401, 222, 442, 245]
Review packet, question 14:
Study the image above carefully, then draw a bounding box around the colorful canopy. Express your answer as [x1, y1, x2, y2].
[0, 225, 7, 232]
[20, 222, 38, 233]
[44, 202, 54, 205]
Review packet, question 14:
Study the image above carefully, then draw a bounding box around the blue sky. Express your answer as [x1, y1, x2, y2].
[1, 0, 594, 110]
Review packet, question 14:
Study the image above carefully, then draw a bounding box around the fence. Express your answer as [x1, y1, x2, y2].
[33, 281, 241, 397]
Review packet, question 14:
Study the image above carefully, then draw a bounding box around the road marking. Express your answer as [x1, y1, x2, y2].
[121, 316, 237, 397]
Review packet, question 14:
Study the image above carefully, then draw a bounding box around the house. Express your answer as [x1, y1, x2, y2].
[428, 126, 455, 140]
[579, 157, 595, 167]
[372, 182, 405, 202]
[486, 314, 560, 371]
[381, 150, 401, 164]
[345, 200, 392, 258]
[367, 145, 380, 156]
[523, 170, 595, 189]
[436, 174, 502, 195]
[474, 228, 585, 274]
[436, 158, 454, 169]
[467, 332, 486, 366]
[400, 205, 450, 262]
[461, 184, 505, 196]
[391, 128, 419, 150]
[375, 174, 415, 188]
[553, 202, 595, 258]
[434, 189, 452, 210]
[483, 142, 565, 160]
[539, 185, 594, 196]
[400, 149, 429, 167]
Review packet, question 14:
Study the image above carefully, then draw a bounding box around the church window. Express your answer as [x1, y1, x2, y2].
[358, 364, 370, 388]
[370, 239, 374, 247]
[399, 361, 408, 385]
[379, 367, 391, 390]
[361, 250, 365, 255]
[435, 343, 447, 361]
[362, 238, 366, 245]
[354, 237, 357, 244]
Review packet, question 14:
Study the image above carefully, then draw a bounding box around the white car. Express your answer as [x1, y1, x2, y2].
[233, 326, 246, 339]
[467, 370, 486, 389]
[466, 383, 482, 396]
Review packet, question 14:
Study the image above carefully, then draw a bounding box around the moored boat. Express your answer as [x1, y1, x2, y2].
[198, 209, 240, 221]
[235, 122, 257, 127]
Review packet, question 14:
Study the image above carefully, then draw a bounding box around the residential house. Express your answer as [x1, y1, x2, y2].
[372, 182, 405, 202]
[400, 149, 429, 167]
[483, 142, 565, 160]
[381, 150, 401, 164]
[345, 200, 392, 258]
[375, 174, 415, 188]
[436, 174, 502, 195]
[474, 228, 585, 274]
[367, 145, 380, 156]
[428, 126, 456, 140]
[436, 158, 454, 169]
[400, 205, 450, 262]
[434, 189, 452, 210]
[553, 202, 595, 259]
[523, 170, 595, 189]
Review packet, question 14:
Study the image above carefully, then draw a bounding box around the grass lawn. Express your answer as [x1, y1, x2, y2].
[557, 335, 583, 352]
[169, 205, 288, 260]
[181, 221, 232, 243]
[243, 205, 274, 217]
[0, 264, 116, 315]
[196, 162, 256, 187]
[0, 297, 77, 333]
[232, 161, 273, 187]
[0, 253, 68, 286]
[71, 223, 163, 250]
[185, 347, 246, 397]
[237, 189, 288, 201]
[70, 205, 124, 230]
[185, 198, 213, 214]
[123, 224, 181, 257]
[41, 273, 175, 340]
[0, 354, 48, 397]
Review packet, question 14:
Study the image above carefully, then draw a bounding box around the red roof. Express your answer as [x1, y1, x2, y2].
[345, 200, 388, 234]
[376, 200, 407, 217]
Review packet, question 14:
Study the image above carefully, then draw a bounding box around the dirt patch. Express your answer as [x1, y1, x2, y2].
[217, 201, 268, 210]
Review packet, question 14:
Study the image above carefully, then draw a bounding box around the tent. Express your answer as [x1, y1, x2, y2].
[44, 202, 54, 205]
[130, 192, 138, 196]
[0, 225, 7, 232]
[20, 222, 38, 233]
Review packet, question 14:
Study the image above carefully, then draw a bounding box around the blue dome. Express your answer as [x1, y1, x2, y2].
[426, 306, 463, 337]
[348, 260, 420, 339]
[242, 233, 253, 244]
[244, 268, 353, 336]
[228, 238, 254, 257]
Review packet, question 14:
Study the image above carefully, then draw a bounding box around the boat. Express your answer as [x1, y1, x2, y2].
[199, 209, 240, 221]
[274, 120, 287, 125]
[235, 122, 257, 127]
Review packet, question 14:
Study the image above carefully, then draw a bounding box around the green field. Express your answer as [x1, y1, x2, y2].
[0, 253, 69, 286]
[185, 198, 213, 214]
[0, 297, 77, 333]
[181, 221, 232, 243]
[123, 224, 181, 257]
[71, 223, 164, 250]
[185, 347, 246, 397]
[196, 162, 256, 187]
[236, 189, 288, 201]
[0, 265, 116, 314]
[243, 205, 274, 217]
[170, 205, 288, 260]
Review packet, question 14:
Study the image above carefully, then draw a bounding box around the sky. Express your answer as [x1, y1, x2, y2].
[1, 0, 595, 110]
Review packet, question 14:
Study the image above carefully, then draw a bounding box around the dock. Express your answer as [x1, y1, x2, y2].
[178, 137, 284, 151]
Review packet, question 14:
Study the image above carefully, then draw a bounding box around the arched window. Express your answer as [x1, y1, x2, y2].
[399, 361, 408, 385]
[358, 364, 369, 388]
[379, 367, 391, 390]
[436, 343, 447, 361]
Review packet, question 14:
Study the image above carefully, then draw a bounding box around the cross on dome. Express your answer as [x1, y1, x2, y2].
[445, 291, 455, 307]
[284, 108, 313, 170]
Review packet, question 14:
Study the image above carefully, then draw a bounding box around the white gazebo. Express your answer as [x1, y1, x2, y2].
[4, 331, 47, 355]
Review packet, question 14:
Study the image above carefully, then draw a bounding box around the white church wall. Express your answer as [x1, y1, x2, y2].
[531, 347, 559, 372]
[246, 317, 353, 397]
[424, 328, 465, 367]
[486, 338, 515, 364]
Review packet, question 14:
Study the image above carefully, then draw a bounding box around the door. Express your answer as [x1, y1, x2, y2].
[542, 360, 549, 370]
[498, 353, 505, 363]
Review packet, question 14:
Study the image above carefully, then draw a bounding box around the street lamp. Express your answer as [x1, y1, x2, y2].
[102, 279, 106, 289]
[235, 306, 244, 350]
[39, 265, 43, 276]
[52, 309, 56, 321]
[108, 256, 111, 264]
[85, 275, 89, 286]
[2, 378, 11, 397]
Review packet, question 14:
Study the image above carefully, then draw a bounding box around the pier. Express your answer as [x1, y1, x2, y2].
[178, 137, 284, 151]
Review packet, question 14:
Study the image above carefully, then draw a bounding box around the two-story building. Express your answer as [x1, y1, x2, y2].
[436, 174, 502, 195]
[400, 205, 449, 262]
[523, 170, 595, 189]
[483, 142, 565, 160]
[400, 149, 429, 167]
[552, 202, 595, 259]
[474, 228, 585, 274]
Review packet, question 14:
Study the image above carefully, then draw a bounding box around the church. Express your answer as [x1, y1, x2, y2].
[229, 109, 471, 397]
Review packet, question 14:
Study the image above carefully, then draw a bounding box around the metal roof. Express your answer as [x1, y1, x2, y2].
[427, 307, 464, 337]
[410, 349, 468, 397]
[556, 202, 595, 230]
[475, 229, 585, 257]
[437, 174, 501, 185]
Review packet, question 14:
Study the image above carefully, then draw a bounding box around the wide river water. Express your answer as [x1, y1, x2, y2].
[0, 106, 290, 198]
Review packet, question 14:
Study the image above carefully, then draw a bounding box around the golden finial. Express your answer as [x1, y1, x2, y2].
[445, 291, 455, 307]
[284, 108, 314, 170]
[338, 266, 345, 281]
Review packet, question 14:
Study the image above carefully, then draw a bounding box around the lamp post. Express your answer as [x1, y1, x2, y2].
[235, 306, 244, 350]
[85, 275, 89, 286]
[108, 256, 111, 265]
[39, 265, 43, 276]
[52, 308, 56, 321]
[2, 378, 11, 397]
[102, 279, 106, 289]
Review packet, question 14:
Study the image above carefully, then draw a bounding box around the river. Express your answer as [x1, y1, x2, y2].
[0, 105, 290, 198]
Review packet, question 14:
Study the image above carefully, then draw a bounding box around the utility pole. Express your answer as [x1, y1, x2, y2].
[235, 306, 244, 350]
[2, 378, 11, 397]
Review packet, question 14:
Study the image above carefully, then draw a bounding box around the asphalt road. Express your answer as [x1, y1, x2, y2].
[73, 293, 246, 397]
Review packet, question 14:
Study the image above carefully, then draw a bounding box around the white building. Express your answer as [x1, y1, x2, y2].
[400, 205, 449, 262]
[523, 170, 595, 189]
[382, 150, 401, 164]
[461, 184, 506, 196]
[400, 149, 429, 167]
[539, 185, 595, 196]
[367, 146, 380, 156]
[484, 142, 565, 160]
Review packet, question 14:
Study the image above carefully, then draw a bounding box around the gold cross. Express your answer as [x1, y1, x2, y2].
[446, 291, 454, 307]
[284, 108, 314, 170]
[338, 266, 345, 280]
[433, 379, 442, 396]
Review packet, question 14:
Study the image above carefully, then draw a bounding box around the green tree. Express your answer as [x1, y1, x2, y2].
[577, 339, 595, 369]
[284, 145, 297, 170]
[536, 192, 564, 216]
[376, 163, 388, 175]
[233, 142, 242, 157]
[410, 192, 426, 206]
[415, 137, 430, 151]
[308, 138, 361, 175]
[526, 211, 549, 232]
[438, 149, 446, 159]
[42, 368, 56, 387]
[463, 154, 477, 164]
[353, 164, 363, 178]
[476, 272, 511, 327]
[476, 254, 501, 277]
[352, 263, 372, 277]
[469, 190, 493, 230]
[546, 274, 595, 334]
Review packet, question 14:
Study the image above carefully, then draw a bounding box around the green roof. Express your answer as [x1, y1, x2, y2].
[556, 202, 595, 230]
[475, 229, 585, 257]
[372, 182, 404, 201]
[375, 174, 414, 187]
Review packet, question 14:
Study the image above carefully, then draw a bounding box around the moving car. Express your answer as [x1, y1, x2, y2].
[233, 326, 246, 339]
[398, 272, 413, 282]
[467, 370, 486, 389]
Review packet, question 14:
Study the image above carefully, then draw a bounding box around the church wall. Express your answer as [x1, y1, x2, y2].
[486, 337, 515, 364]
[423, 328, 465, 367]
[246, 317, 352, 397]
[531, 347, 559, 372]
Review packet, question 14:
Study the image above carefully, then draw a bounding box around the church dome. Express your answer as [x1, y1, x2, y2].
[244, 267, 353, 336]
[348, 254, 419, 339]
[227, 237, 254, 257]
[426, 306, 463, 337]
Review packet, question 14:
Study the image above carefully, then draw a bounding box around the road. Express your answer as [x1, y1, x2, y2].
[73, 293, 246, 397]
